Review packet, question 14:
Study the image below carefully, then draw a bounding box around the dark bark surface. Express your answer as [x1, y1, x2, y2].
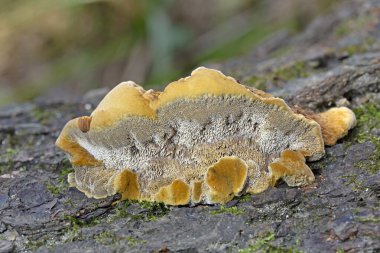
[1, 0, 379, 252]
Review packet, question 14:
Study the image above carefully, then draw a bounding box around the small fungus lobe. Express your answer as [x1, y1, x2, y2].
[269, 150, 315, 187]
[311, 107, 356, 146]
[56, 67, 356, 205]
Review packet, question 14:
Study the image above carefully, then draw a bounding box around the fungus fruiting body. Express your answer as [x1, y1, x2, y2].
[56, 67, 356, 205]
[311, 107, 356, 146]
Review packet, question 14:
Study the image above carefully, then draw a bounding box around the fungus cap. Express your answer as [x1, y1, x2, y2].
[56, 67, 331, 205]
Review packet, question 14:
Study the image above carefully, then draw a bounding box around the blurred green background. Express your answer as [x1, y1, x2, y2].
[0, 0, 341, 107]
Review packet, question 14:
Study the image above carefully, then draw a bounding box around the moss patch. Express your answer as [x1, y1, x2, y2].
[238, 232, 303, 253]
[237, 194, 252, 203]
[245, 61, 312, 90]
[107, 200, 170, 222]
[245, 76, 267, 90]
[339, 174, 366, 191]
[0, 148, 17, 174]
[273, 61, 310, 80]
[45, 166, 74, 196]
[351, 103, 380, 173]
[31, 107, 55, 125]
[210, 205, 245, 215]
[355, 216, 380, 223]
[127, 236, 147, 247]
[340, 38, 376, 56]
[93, 230, 147, 247]
[62, 215, 87, 242]
[334, 13, 375, 38]
[94, 231, 116, 245]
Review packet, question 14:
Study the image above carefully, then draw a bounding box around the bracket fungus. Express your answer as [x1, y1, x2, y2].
[56, 67, 356, 205]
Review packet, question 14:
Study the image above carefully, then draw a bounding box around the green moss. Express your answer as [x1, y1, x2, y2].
[64, 198, 75, 208]
[25, 240, 46, 251]
[354, 103, 380, 134]
[0, 148, 17, 160]
[106, 200, 131, 222]
[93, 230, 146, 247]
[246, 61, 311, 90]
[5, 148, 17, 156]
[334, 25, 350, 37]
[136, 200, 170, 221]
[48, 213, 104, 247]
[238, 194, 252, 203]
[59, 166, 74, 184]
[94, 231, 117, 245]
[238, 232, 303, 253]
[0, 165, 7, 175]
[334, 14, 374, 38]
[355, 216, 380, 223]
[0, 148, 17, 174]
[210, 205, 245, 215]
[351, 103, 380, 173]
[62, 215, 85, 242]
[31, 107, 55, 124]
[340, 37, 376, 56]
[339, 174, 366, 191]
[45, 166, 74, 196]
[274, 61, 309, 80]
[354, 159, 379, 174]
[45, 181, 61, 195]
[127, 236, 147, 247]
[107, 200, 170, 222]
[246, 76, 267, 90]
